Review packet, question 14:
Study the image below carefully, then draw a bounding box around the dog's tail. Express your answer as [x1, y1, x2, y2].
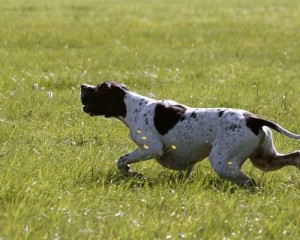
[244, 113, 300, 140]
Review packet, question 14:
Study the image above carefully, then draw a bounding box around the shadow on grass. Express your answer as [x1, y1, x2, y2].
[75, 166, 263, 194]
[75, 166, 151, 189]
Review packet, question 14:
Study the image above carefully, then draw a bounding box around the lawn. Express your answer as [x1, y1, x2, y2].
[0, 0, 300, 239]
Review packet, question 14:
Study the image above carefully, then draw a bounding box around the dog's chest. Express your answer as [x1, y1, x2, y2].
[156, 142, 212, 170]
[128, 107, 219, 170]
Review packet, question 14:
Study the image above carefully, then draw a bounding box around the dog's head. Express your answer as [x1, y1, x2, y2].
[80, 81, 128, 118]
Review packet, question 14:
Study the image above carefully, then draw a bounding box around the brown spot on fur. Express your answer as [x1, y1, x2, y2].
[244, 112, 278, 136]
[154, 103, 186, 135]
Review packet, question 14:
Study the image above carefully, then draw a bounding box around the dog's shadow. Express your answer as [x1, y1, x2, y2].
[76, 166, 262, 193]
[76, 167, 151, 189]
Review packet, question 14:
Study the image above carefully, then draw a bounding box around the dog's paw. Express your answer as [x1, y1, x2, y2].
[241, 178, 259, 188]
[117, 162, 130, 174]
[117, 164, 144, 178]
[125, 169, 144, 178]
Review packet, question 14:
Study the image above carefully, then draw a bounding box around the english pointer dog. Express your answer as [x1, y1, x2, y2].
[81, 81, 300, 186]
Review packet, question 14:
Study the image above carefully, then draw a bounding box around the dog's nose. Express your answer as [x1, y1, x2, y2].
[81, 84, 87, 91]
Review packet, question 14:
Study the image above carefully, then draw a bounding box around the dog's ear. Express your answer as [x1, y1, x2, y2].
[96, 81, 129, 92]
[118, 83, 129, 91]
[109, 81, 129, 91]
[95, 82, 111, 93]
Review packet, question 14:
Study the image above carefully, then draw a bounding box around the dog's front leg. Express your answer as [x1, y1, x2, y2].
[116, 143, 163, 176]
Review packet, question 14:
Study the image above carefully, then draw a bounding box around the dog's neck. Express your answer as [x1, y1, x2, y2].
[116, 91, 155, 128]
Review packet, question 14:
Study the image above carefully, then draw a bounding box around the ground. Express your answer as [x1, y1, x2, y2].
[0, 0, 300, 239]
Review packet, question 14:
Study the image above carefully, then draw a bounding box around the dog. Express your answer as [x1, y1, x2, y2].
[80, 81, 300, 186]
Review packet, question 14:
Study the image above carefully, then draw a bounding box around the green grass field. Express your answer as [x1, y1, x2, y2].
[1, 0, 300, 239]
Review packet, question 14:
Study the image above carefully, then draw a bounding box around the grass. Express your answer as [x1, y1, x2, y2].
[0, 0, 300, 239]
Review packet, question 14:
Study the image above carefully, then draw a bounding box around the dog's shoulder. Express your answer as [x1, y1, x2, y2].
[153, 100, 187, 135]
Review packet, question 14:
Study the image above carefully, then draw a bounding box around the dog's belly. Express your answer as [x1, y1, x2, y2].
[156, 143, 212, 170]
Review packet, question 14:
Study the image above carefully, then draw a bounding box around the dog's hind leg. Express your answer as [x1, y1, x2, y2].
[209, 148, 254, 186]
[210, 153, 254, 186]
[250, 151, 300, 171]
[250, 127, 300, 171]
[209, 131, 260, 186]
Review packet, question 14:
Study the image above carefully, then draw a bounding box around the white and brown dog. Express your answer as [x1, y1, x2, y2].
[80, 81, 300, 186]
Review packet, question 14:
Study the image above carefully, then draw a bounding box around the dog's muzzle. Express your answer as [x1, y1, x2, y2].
[81, 84, 94, 116]
[82, 105, 97, 117]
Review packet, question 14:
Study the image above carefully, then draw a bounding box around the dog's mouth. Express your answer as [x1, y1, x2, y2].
[82, 105, 96, 117]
